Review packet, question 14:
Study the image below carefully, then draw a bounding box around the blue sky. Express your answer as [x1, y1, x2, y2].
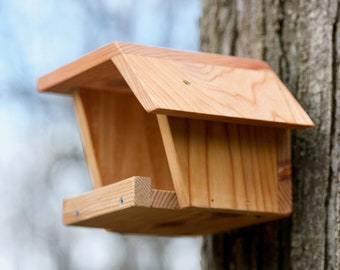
[0, 1, 202, 269]
[1, 0, 200, 84]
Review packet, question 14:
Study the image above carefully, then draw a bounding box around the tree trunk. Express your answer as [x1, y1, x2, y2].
[200, 0, 340, 269]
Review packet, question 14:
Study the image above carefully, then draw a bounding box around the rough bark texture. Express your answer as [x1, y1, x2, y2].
[200, 0, 340, 269]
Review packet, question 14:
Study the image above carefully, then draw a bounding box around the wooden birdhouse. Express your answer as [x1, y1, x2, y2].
[38, 42, 313, 236]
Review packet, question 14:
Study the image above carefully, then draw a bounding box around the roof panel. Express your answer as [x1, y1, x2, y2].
[38, 42, 313, 128]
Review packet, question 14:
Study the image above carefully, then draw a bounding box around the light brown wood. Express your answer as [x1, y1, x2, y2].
[158, 116, 291, 214]
[63, 176, 152, 225]
[73, 90, 102, 188]
[114, 54, 313, 128]
[64, 176, 288, 236]
[38, 42, 313, 128]
[156, 114, 190, 207]
[73, 88, 174, 190]
[151, 189, 179, 209]
[277, 129, 292, 214]
[37, 42, 270, 93]
[37, 42, 311, 235]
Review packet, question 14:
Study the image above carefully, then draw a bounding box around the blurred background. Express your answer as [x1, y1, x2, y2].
[0, 0, 202, 269]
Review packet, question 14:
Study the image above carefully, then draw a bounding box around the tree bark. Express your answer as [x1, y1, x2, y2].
[200, 0, 340, 269]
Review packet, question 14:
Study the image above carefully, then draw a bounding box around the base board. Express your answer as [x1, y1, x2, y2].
[63, 177, 288, 236]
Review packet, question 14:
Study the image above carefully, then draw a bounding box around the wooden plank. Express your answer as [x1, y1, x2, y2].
[37, 44, 124, 93]
[237, 125, 259, 212]
[102, 207, 285, 236]
[164, 118, 286, 214]
[156, 115, 190, 207]
[226, 124, 248, 210]
[207, 122, 235, 208]
[37, 42, 270, 93]
[254, 127, 278, 212]
[73, 90, 103, 188]
[277, 129, 292, 214]
[114, 53, 314, 128]
[74, 89, 174, 190]
[246, 126, 265, 211]
[38, 42, 313, 128]
[188, 120, 210, 207]
[63, 176, 152, 225]
[151, 190, 179, 209]
[63, 176, 290, 236]
[116, 42, 271, 69]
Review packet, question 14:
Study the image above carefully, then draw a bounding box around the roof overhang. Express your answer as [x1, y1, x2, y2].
[38, 42, 314, 129]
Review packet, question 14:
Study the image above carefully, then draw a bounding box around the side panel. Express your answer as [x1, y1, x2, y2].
[73, 89, 174, 190]
[162, 116, 290, 215]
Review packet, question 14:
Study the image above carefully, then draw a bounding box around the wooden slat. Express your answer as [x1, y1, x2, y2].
[226, 124, 248, 210]
[73, 90, 102, 188]
[73, 89, 174, 190]
[156, 115, 190, 207]
[38, 41, 313, 128]
[162, 117, 287, 214]
[237, 125, 258, 211]
[277, 129, 292, 214]
[246, 126, 265, 210]
[188, 120, 209, 207]
[253, 127, 278, 212]
[206, 122, 235, 208]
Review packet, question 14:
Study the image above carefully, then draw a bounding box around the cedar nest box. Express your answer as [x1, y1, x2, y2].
[38, 42, 313, 236]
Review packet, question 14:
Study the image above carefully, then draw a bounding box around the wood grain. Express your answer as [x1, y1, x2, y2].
[73, 88, 174, 190]
[38, 42, 300, 235]
[63, 176, 152, 225]
[38, 42, 313, 128]
[73, 90, 102, 188]
[63, 176, 288, 236]
[151, 189, 179, 209]
[277, 129, 292, 214]
[156, 115, 189, 206]
[117, 54, 313, 128]
[158, 116, 291, 214]
[38, 42, 270, 93]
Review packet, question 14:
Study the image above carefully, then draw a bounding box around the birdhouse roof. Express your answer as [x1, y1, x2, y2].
[38, 42, 313, 128]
